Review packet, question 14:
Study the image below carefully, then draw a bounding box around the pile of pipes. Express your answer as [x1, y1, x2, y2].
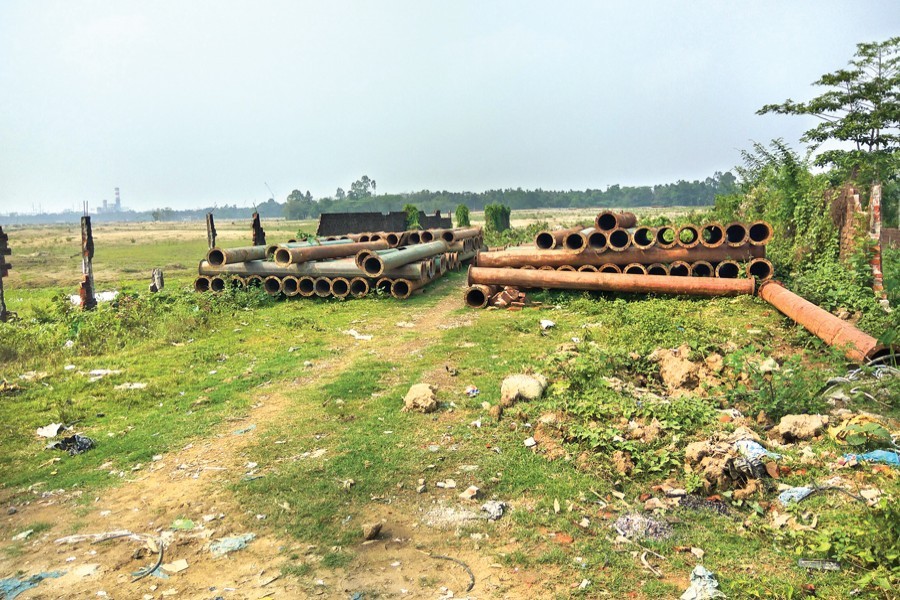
[195, 227, 483, 300]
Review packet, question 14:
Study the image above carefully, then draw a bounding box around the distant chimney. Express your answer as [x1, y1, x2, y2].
[114, 187, 121, 211]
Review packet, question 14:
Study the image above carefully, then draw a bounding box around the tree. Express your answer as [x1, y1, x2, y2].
[455, 204, 471, 227]
[284, 189, 315, 220]
[403, 203, 420, 229]
[335, 187, 346, 201]
[348, 175, 375, 200]
[758, 37, 900, 202]
[484, 203, 511, 233]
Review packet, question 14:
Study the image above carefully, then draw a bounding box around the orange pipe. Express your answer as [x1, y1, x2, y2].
[475, 244, 764, 268]
[595, 211, 637, 231]
[468, 266, 754, 297]
[758, 281, 891, 362]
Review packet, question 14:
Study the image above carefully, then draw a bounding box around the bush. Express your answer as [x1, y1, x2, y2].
[455, 204, 471, 227]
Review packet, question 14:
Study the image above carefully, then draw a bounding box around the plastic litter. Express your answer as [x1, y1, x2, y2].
[465, 385, 479, 398]
[233, 424, 256, 435]
[680, 565, 726, 600]
[540, 320, 555, 331]
[481, 501, 506, 521]
[36, 423, 64, 438]
[735, 439, 782, 461]
[47, 434, 95, 455]
[210, 533, 255, 556]
[0, 571, 64, 600]
[843, 449, 899, 466]
[170, 518, 195, 531]
[778, 486, 815, 505]
[798, 558, 841, 571]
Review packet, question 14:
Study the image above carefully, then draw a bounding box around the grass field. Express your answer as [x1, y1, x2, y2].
[0, 214, 898, 599]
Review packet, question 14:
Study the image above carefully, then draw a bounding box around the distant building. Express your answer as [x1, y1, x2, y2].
[317, 210, 451, 236]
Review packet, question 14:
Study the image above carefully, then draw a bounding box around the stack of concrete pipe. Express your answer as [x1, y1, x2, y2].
[194, 227, 483, 300]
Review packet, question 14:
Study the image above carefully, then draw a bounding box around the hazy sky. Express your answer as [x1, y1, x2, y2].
[1, 1, 898, 213]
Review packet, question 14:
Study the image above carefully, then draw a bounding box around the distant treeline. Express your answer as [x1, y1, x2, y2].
[1, 171, 736, 225]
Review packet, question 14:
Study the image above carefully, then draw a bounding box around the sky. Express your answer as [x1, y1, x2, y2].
[0, 1, 898, 213]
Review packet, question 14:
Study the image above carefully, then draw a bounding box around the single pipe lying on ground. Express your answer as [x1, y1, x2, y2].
[669, 261, 692, 276]
[391, 278, 429, 299]
[646, 263, 669, 276]
[331, 277, 351, 298]
[691, 261, 714, 277]
[362, 241, 450, 278]
[535, 226, 583, 250]
[748, 258, 774, 280]
[263, 276, 283, 295]
[194, 276, 211, 292]
[282, 276, 300, 297]
[715, 260, 740, 278]
[748, 221, 773, 246]
[441, 227, 483, 243]
[464, 284, 500, 308]
[623, 263, 648, 275]
[298, 276, 315, 296]
[595, 211, 637, 231]
[757, 280, 893, 362]
[274, 240, 389, 266]
[677, 224, 701, 249]
[468, 266, 755, 297]
[314, 277, 331, 297]
[474, 244, 765, 268]
[725, 222, 749, 246]
[701, 223, 725, 248]
[349, 277, 369, 298]
[207, 245, 268, 266]
[631, 226, 656, 249]
[599, 264, 622, 273]
[656, 225, 677, 249]
[607, 227, 632, 251]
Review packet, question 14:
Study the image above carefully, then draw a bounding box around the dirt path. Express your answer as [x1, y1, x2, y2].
[0, 288, 531, 599]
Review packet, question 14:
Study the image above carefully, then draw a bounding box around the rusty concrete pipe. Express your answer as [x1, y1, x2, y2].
[369, 232, 385, 242]
[207, 245, 268, 266]
[587, 230, 608, 251]
[748, 221, 773, 246]
[200, 257, 421, 279]
[748, 258, 774, 280]
[631, 226, 656, 249]
[656, 225, 677, 249]
[595, 211, 637, 231]
[578, 264, 598, 272]
[715, 260, 740, 278]
[266, 238, 353, 259]
[669, 261, 692, 276]
[349, 277, 369, 298]
[275, 240, 390, 266]
[358, 234, 371, 242]
[539, 265, 555, 271]
[313, 277, 332, 297]
[557, 265, 577, 271]
[758, 281, 892, 362]
[407, 231, 422, 244]
[194, 276, 211, 292]
[725, 222, 749, 246]
[375, 277, 393, 294]
[263, 276, 283, 295]
[386, 231, 409, 247]
[701, 223, 726, 248]
[474, 244, 765, 269]
[229, 276, 246, 289]
[208, 276, 225, 292]
[246, 275, 264, 288]
[282, 276, 300, 297]
[464, 284, 500, 308]
[468, 266, 754, 297]
[521, 265, 536, 270]
[677, 224, 700, 249]
[346, 234, 367, 242]
[607, 228, 632, 251]
[355, 247, 400, 269]
[563, 230, 588, 252]
[691, 261, 714, 277]
[623, 263, 648, 275]
[441, 227, 483, 243]
[391, 278, 429, 300]
[647, 263, 669, 276]
[298, 276, 316, 297]
[330, 277, 351, 298]
[599, 264, 622, 273]
[362, 241, 450, 277]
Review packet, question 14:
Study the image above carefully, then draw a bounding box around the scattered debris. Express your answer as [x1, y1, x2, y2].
[778, 486, 815, 505]
[798, 558, 841, 571]
[170, 519, 195, 531]
[362, 522, 382, 541]
[680, 565, 726, 599]
[0, 571, 64, 600]
[343, 329, 373, 341]
[500, 374, 547, 407]
[436, 479, 457, 489]
[523, 436, 537, 448]
[47, 434, 95, 456]
[770, 414, 828, 443]
[11, 529, 33, 541]
[540, 319, 556, 330]
[424, 553, 475, 593]
[614, 512, 672, 541]
[481, 500, 506, 521]
[843, 449, 899, 466]
[161, 559, 189, 574]
[114, 382, 148, 390]
[36, 423, 64, 438]
[465, 385, 479, 397]
[459, 486, 481, 501]
[612, 450, 634, 475]
[233, 424, 256, 435]
[210, 533, 255, 557]
[402, 383, 438, 413]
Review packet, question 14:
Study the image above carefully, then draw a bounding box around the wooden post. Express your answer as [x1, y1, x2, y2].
[0, 226, 11, 322]
[80, 216, 97, 310]
[869, 184, 887, 304]
[206, 213, 217, 249]
[149, 268, 165, 293]
[251, 212, 266, 246]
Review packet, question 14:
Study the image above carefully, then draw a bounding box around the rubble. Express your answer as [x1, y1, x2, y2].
[500, 373, 547, 407]
[402, 383, 438, 413]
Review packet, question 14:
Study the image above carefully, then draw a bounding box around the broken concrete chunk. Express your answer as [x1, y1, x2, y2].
[402, 383, 438, 413]
[771, 414, 828, 443]
[500, 374, 547, 407]
[362, 522, 382, 541]
[481, 501, 506, 521]
[459, 486, 481, 501]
